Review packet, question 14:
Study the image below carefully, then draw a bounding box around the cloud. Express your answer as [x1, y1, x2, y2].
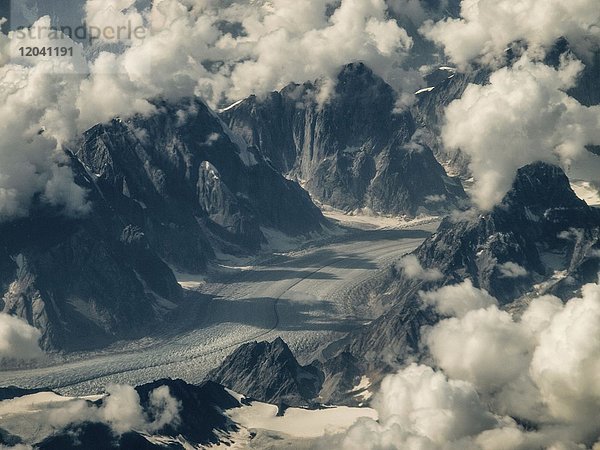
[146, 385, 182, 431]
[78, 0, 417, 110]
[420, 0, 600, 68]
[425, 305, 532, 391]
[398, 254, 443, 281]
[419, 279, 497, 317]
[497, 262, 528, 278]
[48, 384, 181, 435]
[426, 283, 600, 443]
[220, 0, 416, 103]
[338, 364, 501, 450]
[0, 19, 91, 220]
[0, 313, 43, 361]
[335, 282, 600, 448]
[530, 283, 600, 428]
[441, 56, 600, 210]
[0, 0, 421, 221]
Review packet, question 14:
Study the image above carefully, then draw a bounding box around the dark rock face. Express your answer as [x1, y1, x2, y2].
[0, 427, 23, 447]
[0, 97, 326, 352]
[569, 49, 600, 106]
[76, 98, 326, 270]
[412, 162, 600, 303]
[325, 162, 600, 391]
[223, 63, 466, 215]
[135, 378, 240, 447]
[35, 378, 240, 450]
[545, 38, 600, 107]
[207, 337, 323, 407]
[313, 351, 365, 406]
[0, 156, 183, 352]
[343, 298, 436, 377]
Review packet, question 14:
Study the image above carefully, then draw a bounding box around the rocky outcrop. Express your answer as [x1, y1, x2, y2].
[323, 162, 600, 391]
[207, 337, 323, 408]
[0, 155, 183, 352]
[135, 378, 241, 447]
[76, 98, 326, 270]
[222, 63, 467, 215]
[34, 379, 241, 450]
[411, 162, 600, 303]
[0, 97, 327, 352]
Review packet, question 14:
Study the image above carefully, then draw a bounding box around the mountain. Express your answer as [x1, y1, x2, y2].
[0, 97, 327, 352]
[207, 337, 323, 408]
[222, 63, 467, 216]
[75, 98, 327, 269]
[0, 155, 183, 352]
[320, 162, 600, 391]
[2, 379, 241, 450]
[411, 162, 600, 302]
[545, 38, 600, 107]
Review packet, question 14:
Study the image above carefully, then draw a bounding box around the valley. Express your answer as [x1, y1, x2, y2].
[0, 217, 439, 397]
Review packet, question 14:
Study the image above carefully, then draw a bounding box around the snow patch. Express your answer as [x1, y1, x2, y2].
[0, 392, 104, 417]
[174, 270, 207, 290]
[415, 86, 435, 95]
[201, 161, 220, 181]
[218, 99, 244, 113]
[227, 400, 377, 439]
[350, 376, 372, 402]
[570, 180, 600, 207]
[319, 203, 439, 231]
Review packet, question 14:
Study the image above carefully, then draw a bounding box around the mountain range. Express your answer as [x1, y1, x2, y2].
[222, 63, 467, 216]
[0, 63, 474, 353]
[2, 45, 600, 448]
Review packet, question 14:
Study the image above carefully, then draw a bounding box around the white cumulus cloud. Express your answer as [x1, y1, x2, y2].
[441, 56, 600, 210]
[0, 313, 43, 361]
[398, 254, 443, 281]
[497, 262, 528, 278]
[48, 384, 181, 435]
[419, 279, 498, 317]
[421, 0, 600, 68]
[333, 282, 600, 448]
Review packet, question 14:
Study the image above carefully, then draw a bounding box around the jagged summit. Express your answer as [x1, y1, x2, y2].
[320, 162, 600, 387]
[414, 162, 599, 302]
[503, 162, 587, 211]
[207, 337, 323, 407]
[222, 63, 467, 216]
[0, 96, 327, 352]
[26, 378, 241, 450]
